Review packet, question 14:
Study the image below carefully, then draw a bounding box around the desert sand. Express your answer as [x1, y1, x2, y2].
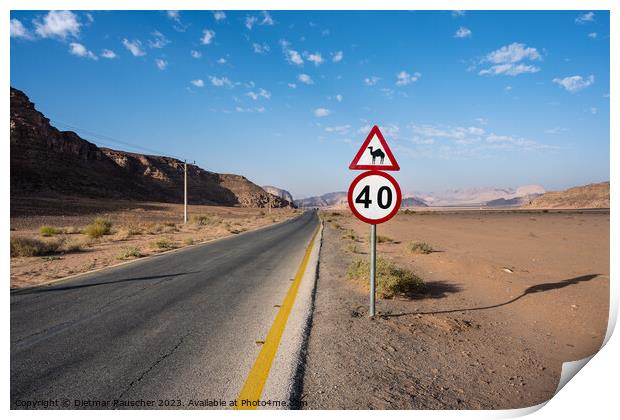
[10, 196, 298, 289]
[299, 209, 609, 409]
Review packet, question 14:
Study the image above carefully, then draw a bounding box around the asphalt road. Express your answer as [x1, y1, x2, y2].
[11, 210, 319, 409]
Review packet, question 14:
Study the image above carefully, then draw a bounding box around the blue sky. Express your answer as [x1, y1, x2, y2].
[10, 10, 609, 198]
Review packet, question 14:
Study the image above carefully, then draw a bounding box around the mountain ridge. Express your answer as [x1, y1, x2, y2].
[10, 87, 293, 208]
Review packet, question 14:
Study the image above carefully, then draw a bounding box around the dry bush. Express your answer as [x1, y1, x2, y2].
[377, 235, 394, 243]
[151, 237, 174, 250]
[11, 236, 63, 257]
[116, 246, 143, 260]
[84, 218, 112, 239]
[341, 229, 357, 241]
[347, 257, 426, 298]
[39, 225, 62, 237]
[408, 241, 434, 254]
[190, 215, 220, 226]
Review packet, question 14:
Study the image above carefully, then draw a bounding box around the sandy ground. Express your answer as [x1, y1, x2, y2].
[10, 196, 299, 289]
[298, 210, 609, 409]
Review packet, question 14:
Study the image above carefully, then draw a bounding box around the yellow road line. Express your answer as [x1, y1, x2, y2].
[235, 226, 320, 410]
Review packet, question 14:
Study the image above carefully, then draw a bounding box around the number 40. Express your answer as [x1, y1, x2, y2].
[355, 185, 393, 209]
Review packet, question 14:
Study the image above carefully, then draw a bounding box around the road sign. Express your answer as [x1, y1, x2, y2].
[349, 125, 400, 171]
[348, 171, 402, 225]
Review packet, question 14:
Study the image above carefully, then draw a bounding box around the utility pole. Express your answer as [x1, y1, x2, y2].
[184, 160, 188, 224]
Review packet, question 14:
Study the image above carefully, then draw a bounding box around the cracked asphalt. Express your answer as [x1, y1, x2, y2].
[11, 210, 319, 409]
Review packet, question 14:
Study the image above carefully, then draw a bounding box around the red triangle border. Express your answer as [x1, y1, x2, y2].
[349, 125, 400, 171]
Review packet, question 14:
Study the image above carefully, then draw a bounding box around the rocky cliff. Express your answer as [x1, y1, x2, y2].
[10, 87, 292, 208]
[523, 182, 609, 209]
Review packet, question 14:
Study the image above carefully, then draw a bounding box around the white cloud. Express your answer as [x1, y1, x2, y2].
[552, 75, 595, 93]
[260, 11, 274, 26]
[190, 50, 202, 59]
[590, 107, 597, 115]
[325, 125, 351, 135]
[314, 108, 330, 117]
[364, 76, 380, 86]
[576, 12, 595, 24]
[305, 52, 324, 66]
[166, 10, 187, 32]
[287, 50, 303, 65]
[69, 42, 98, 60]
[235, 106, 265, 113]
[201, 29, 215, 45]
[588, 32, 598, 39]
[155, 58, 168, 70]
[544, 127, 567, 134]
[85, 13, 94, 24]
[486, 42, 541, 64]
[396, 71, 421, 86]
[122, 39, 146, 56]
[213, 11, 226, 21]
[34, 10, 81, 39]
[10, 19, 32, 39]
[217, 58, 227, 64]
[209, 75, 234, 88]
[247, 88, 271, 100]
[332, 51, 343, 63]
[191, 79, 205, 87]
[288, 83, 297, 89]
[335, 94, 343, 102]
[101, 49, 117, 59]
[149, 31, 170, 49]
[252, 43, 270, 54]
[479, 42, 541, 76]
[298, 74, 314, 85]
[479, 63, 540, 76]
[504, 86, 513, 91]
[455, 27, 472, 38]
[167, 11, 181, 23]
[245, 16, 258, 30]
[452, 10, 466, 17]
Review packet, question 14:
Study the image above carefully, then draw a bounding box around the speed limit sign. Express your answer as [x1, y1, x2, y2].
[348, 125, 403, 318]
[348, 171, 402, 224]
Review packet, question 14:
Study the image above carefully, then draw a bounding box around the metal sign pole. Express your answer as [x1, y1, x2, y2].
[370, 224, 376, 317]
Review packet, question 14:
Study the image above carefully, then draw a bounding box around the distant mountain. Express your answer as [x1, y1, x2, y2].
[401, 196, 429, 207]
[295, 192, 428, 208]
[523, 182, 609, 209]
[295, 192, 347, 208]
[262, 186, 294, 204]
[10, 87, 292, 208]
[415, 185, 546, 207]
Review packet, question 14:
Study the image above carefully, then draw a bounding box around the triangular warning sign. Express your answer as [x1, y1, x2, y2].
[349, 125, 400, 171]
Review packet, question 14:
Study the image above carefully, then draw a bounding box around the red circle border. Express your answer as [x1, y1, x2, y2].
[347, 170, 402, 225]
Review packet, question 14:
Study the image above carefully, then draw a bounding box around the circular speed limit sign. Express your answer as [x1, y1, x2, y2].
[348, 171, 402, 224]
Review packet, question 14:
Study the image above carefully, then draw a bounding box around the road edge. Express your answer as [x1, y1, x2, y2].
[10, 211, 305, 294]
[259, 218, 324, 409]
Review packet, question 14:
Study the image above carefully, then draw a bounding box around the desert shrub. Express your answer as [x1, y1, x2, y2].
[10, 236, 63, 257]
[117, 246, 142, 260]
[330, 212, 340, 217]
[190, 215, 219, 226]
[347, 257, 426, 298]
[61, 239, 84, 253]
[39, 225, 61, 237]
[163, 221, 176, 227]
[402, 209, 415, 215]
[377, 235, 394, 243]
[152, 237, 174, 250]
[183, 238, 195, 246]
[342, 229, 357, 241]
[84, 218, 112, 238]
[407, 241, 434, 254]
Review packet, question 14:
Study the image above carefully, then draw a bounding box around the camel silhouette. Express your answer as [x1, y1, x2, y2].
[368, 146, 385, 164]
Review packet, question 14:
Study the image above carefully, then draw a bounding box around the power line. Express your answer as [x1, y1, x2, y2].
[51, 119, 187, 162]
